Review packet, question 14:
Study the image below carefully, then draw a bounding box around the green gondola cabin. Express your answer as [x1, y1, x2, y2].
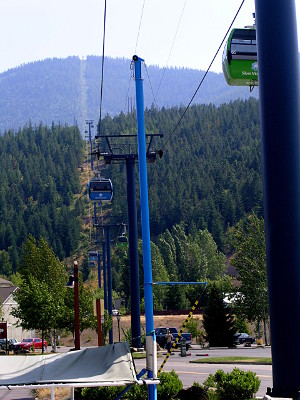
[222, 27, 258, 89]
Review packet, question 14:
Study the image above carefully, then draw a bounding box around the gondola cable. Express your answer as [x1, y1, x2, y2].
[154, 0, 187, 103]
[161, 0, 245, 151]
[123, 0, 146, 114]
[135, 0, 146, 54]
[98, 0, 107, 135]
[144, 63, 157, 108]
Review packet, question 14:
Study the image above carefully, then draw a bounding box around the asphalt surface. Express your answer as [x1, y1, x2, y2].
[135, 344, 272, 398]
[0, 388, 35, 400]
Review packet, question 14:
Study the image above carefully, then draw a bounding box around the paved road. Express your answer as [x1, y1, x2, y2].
[134, 345, 272, 399]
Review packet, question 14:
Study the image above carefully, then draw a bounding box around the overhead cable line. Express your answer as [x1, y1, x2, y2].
[154, 0, 187, 103]
[135, 0, 146, 54]
[98, 0, 107, 135]
[144, 63, 157, 108]
[162, 0, 245, 150]
[143, 1, 187, 111]
[123, 0, 146, 114]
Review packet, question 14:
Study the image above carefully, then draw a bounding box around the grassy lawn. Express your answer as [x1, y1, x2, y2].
[132, 352, 147, 359]
[191, 356, 272, 364]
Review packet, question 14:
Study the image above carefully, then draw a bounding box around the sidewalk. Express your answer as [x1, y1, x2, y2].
[0, 388, 35, 399]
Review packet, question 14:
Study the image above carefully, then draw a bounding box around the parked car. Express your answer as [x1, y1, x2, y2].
[155, 327, 192, 350]
[234, 332, 256, 345]
[13, 338, 47, 353]
[0, 338, 19, 351]
[0, 338, 8, 351]
[8, 339, 20, 350]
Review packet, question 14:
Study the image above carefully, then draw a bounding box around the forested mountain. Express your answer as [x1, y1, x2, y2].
[0, 124, 85, 275]
[99, 98, 263, 252]
[0, 98, 263, 285]
[0, 56, 259, 134]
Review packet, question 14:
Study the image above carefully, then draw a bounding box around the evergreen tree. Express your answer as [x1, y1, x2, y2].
[203, 282, 235, 347]
[0, 250, 12, 277]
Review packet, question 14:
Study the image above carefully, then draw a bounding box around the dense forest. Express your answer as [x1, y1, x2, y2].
[0, 123, 85, 275]
[0, 98, 263, 309]
[0, 56, 259, 133]
[98, 98, 263, 252]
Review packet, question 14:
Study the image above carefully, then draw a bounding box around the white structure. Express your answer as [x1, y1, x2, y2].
[0, 278, 34, 341]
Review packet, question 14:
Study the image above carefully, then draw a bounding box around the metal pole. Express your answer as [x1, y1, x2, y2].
[255, 1, 300, 397]
[86, 120, 94, 171]
[97, 251, 101, 289]
[102, 242, 107, 310]
[106, 226, 113, 344]
[133, 55, 157, 400]
[96, 298, 103, 346]
[74, 261, 80, 351]
[117, 315, 121, 342]
[94, 203, 97, 226]
[126, 157, 142, 349]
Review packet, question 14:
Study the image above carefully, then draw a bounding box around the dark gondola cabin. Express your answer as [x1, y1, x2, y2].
[89, 251, 98, 262]
[117, 235, 128, 247]
[88, 178, 113, 202]
[222, 27, 258, 88]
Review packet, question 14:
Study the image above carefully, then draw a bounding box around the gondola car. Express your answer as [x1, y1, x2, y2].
[117, 235, 128, 247]
[89, 251, 98, 262]
[88, 178, 113, 202]
[222, 27, 258, 89]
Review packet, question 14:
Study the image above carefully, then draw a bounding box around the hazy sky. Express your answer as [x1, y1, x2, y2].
[0, 0, 299, 74]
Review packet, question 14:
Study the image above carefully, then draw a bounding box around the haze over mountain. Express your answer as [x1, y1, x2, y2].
[0, 56, 259, 134]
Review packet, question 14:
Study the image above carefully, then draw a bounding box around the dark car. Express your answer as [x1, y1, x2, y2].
[234, 332, 256, 345]
[8, 338, 20, 350]
[154, 327, 192, 350]
[0, 338, 8, 351]
[0, 338, 21, 351]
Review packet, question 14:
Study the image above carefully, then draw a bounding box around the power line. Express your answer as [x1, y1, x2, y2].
[162, 0, 245, 150]
[98, 0, 107, 135]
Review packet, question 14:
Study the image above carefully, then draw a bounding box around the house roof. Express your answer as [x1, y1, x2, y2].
[0, 286, 16, 305]
[0, 278, 14, 287]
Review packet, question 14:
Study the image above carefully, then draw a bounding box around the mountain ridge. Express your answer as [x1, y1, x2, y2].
[0, 56, 259, 134]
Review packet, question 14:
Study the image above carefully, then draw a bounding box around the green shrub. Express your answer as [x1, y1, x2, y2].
[125, 384, 148, 400]
[203, 368, 260, 400]
[157, 370, 183, 399]
[80, 370, 182, 399]
[80, 385, 122, 399]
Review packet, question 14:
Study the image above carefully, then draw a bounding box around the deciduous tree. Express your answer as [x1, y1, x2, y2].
[229, 213, 269, 343]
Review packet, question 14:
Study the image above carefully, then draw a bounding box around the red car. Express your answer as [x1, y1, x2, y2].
[13, 338, 47, 353]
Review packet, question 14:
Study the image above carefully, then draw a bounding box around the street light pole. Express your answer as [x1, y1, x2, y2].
[117, 313, 121, 342]
[74, 261, 80, 350]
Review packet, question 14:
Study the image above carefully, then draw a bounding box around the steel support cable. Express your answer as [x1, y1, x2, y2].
[154, 0, 187, 103]
[144, 63, 157, 108]
[162, 0, 245, 150]
[123, 0, 146, 114]
[135, 0, 146, 54]
[98, 0, 107, 135]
